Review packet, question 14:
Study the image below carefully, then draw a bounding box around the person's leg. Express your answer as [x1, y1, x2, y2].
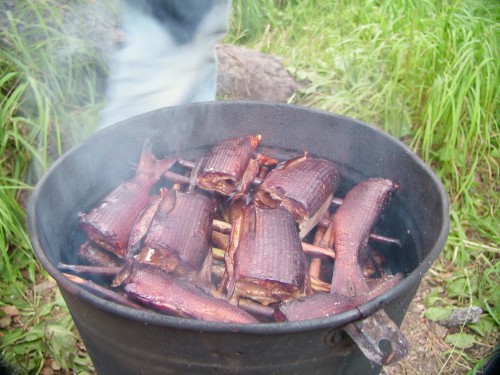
[99, 0, 231, 128]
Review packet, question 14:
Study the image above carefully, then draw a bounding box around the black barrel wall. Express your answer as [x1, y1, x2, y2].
[28, 101, 449, 374]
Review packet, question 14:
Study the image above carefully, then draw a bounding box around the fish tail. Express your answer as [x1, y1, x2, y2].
[331, 261, 370, 299]
[137, 139, 176, 179]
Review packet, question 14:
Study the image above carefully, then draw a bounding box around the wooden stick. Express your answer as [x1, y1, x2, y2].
[238, 298, 275, 318]
[63, 273, 143, 309]
[316, 217, 401, 246]
[174, 159, 401, 247]
[212, 220, 336, 259]
[212, 220, 232, 235]
[164, 171, 190, 185]
[301, 242, 336, 259]
[211, 247, 226, 261]
[309, 214, 329, 279]
[310, 275, 331, 293]
[214, 215, 401, 247]
[58, 263, 122, 276]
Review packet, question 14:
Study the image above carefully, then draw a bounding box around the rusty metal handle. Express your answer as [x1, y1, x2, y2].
[342, 308, 409, 365]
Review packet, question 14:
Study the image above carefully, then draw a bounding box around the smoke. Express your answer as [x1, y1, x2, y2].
[0, 1, 122, 185]
[45, 0, 120, 131]
[3, 0, 231, 172]
[17, 0, 231, 264]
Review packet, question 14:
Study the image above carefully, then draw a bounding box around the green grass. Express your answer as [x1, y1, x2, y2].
[0, 0, 110, 372]
[1, 0, 499, 373]
[226, 0, 499, 372]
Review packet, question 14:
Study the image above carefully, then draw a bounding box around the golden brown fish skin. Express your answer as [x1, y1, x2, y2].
[329, 178, 399, 299]
[143, 190, 214, 272]
[231, 157, 259, 200]
[79, 140, 175, 258]
[267, 274, 403, 323]
[231, 153, 279, 200]
[274, 292, 356, 322]
[254, 153, 340, 221]
[365, 273, 403, 299]
[216, 200, 245, 294]
[197, 135, 261, 196]
[127, 193, 163, 256]
[123, 263, 258, 324]
[77, 241, 123, 268]
[228, 206, 308, 305]
[135, 247, 189, 276]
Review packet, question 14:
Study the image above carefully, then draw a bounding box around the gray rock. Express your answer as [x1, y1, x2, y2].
[216, 44, 306, 102]
[438, 306, 482, 327]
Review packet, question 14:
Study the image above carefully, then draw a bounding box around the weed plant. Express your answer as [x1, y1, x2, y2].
[0, 0, 112, 372]
[227, 0, 499, 372]
[0, 0, 498, 373]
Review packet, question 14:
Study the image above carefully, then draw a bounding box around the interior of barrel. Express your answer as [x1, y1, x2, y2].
[30, 101, 446, 329]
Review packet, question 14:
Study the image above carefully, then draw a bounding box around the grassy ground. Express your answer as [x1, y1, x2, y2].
[1, 0, 498, 373]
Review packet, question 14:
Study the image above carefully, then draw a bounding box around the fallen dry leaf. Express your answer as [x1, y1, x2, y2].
[0, 315, 12, 328]
[1, 305, 19, 317]
[34, 278, 57, 294]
